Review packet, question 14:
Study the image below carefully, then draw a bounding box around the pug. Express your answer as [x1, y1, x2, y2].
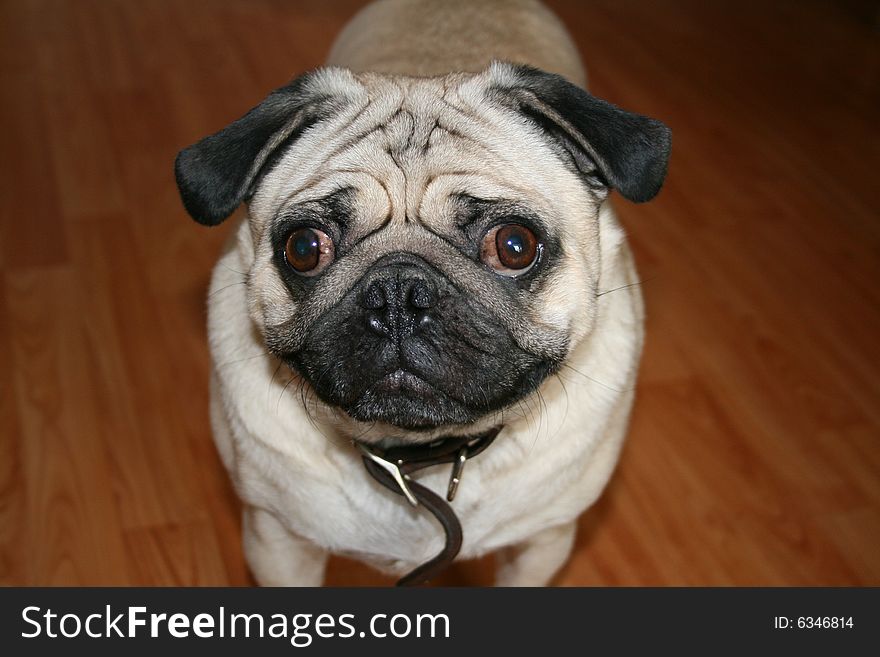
[174, 0, 670, 586]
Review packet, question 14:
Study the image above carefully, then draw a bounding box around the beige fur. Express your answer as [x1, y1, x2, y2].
[206, 0, 647, 586]
[327, 0, 587, 86]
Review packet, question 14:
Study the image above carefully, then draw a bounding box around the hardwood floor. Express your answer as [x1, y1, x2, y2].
[1, 0, 877, 586]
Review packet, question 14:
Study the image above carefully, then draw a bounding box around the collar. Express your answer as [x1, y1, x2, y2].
[354, 426, 503, 586]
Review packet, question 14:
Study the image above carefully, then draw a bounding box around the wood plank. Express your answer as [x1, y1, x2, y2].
[5, 268, 130, 584]
[0, 0, 877, 586]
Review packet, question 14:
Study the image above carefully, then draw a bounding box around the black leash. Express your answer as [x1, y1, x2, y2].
[356, 426, 502, 586]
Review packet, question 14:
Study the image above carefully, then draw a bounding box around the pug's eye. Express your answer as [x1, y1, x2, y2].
[284, 227, 334, 275]
[481, 223, 540, 276]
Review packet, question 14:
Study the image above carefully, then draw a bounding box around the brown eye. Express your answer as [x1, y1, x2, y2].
[284, 227, 334, 275]
[481, 223, 540, 276]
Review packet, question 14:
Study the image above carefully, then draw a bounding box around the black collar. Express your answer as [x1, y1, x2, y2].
[355, 426, 502, 586]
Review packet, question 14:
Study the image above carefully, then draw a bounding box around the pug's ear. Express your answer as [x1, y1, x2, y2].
[174, 68, 362, 226]
[487, 62, 671, 203]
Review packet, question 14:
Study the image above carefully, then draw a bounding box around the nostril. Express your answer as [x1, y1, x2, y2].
[362, 281, 386, 310]
[408, 280, 436, 310]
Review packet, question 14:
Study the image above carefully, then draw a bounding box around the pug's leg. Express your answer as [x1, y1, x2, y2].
[495, 521, 577, 586]
[242, 506, 328, 586]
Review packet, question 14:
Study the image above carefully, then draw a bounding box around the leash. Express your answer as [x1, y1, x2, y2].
[356, 426, 502, 586]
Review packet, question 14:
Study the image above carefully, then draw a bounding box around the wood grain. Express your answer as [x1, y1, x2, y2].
[1, 0, 877, 586]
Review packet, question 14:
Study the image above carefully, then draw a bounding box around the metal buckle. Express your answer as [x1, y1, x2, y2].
[356, 443, 418, 507]
[446, 446, 468, 502]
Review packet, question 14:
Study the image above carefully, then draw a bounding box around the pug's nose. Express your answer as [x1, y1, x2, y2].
[362, 273, 437, 340]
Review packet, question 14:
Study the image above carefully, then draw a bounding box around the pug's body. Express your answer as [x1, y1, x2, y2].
[179, 0, 669, 586]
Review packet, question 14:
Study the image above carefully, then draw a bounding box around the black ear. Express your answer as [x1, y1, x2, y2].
[490, 64, 671, 203]
[174, 70, 356, 226]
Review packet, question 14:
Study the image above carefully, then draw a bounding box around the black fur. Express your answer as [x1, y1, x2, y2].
[174, 72, 332, 226]
[278, 253, 559, 430]
[494, 65, 671, 203]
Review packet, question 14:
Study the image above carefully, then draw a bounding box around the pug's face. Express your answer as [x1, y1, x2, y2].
[176, 63, 670, 433]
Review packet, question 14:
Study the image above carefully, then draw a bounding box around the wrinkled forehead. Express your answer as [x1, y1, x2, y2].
[248, 72, 563, 231]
